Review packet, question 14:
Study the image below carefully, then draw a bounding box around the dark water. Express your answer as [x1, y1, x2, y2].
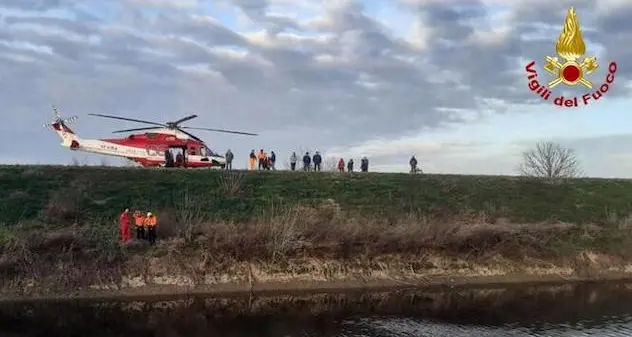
[2, 282, 632, 336]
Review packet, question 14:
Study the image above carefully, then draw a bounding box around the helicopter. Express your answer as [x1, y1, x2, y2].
[45, 106, 258, 168]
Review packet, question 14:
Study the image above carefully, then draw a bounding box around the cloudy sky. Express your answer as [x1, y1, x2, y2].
[1, 0, 632, 176]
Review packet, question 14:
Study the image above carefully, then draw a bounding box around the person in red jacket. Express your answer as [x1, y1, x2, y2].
[120, 208, 131, 243]
[337, 158, 345, 172]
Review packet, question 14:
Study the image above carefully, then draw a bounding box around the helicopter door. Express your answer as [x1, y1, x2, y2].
[199, 145, 209, 161]
[168, 145, 186, 168]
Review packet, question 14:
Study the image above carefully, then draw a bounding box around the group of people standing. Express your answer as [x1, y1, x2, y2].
[246, 149, 277, 170]
[164, 149, 184, 168]
[223, 149, 373, 172]
[289, 151, 323, 171]
[285, 151, 370, 172]
[119, 208, 158, 245]
[167, 148, 419, 174]
[336, 157, 369, 172]
[221, 148, 375, 172]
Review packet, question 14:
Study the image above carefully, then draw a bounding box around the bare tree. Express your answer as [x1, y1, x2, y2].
[322, 156, 338, 171]
[518, 141, 582, 178]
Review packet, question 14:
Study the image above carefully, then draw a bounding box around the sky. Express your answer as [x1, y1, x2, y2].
[2, 0, 632, 177]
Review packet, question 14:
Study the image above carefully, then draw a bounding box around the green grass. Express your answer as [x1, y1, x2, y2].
[2, 165, 632, 226]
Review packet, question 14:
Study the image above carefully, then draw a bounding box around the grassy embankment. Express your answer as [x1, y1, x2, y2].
[2, 165, 632, 299]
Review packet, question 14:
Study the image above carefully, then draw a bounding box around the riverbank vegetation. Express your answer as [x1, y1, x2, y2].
[3, 166, 632, 297]
[2, 188, 632, 297]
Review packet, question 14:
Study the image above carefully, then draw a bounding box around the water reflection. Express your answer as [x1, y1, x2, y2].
[344, 315, 632, 336]
[2, 282, 632, 336]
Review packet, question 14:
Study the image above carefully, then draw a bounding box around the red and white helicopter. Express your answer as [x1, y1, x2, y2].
[46, 106, 257, 168]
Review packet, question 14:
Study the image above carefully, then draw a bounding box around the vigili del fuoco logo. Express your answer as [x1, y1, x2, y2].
[524, 7, 617, 107]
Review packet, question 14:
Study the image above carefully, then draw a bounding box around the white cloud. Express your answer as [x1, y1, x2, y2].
[129, 0, 198, 8]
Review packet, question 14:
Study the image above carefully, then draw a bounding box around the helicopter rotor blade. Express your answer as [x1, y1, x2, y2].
[63, 116, 78, 124]
[175, 127, 203, 141]
[89, 113, 166, 127]
[112, 126, 161, 133]
[171, 114, 198, 125]
[180, 126, 258, 136]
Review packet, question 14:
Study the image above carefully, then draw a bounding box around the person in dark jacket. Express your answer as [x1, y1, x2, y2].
[270, 151, 276, 170]
[347, 158, 354, 172]
[302, 152, 311, 171]
[175, 152, 184, 167]
[409, 155, 418, 173]
[225, 149, 234, 170]
[313, 151, 322, 171]
[262, 151, 269, 170]
[164, 150, 174, 168]
[360, 156, 369, 172]
[257, 149, 265, 170]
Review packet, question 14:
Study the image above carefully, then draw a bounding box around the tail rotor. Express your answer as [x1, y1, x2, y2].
[44, 105, 78, 128]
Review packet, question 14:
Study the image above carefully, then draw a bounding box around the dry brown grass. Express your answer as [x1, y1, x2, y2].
[151, 198, 630, 262]
[216, 170, 245, 196]
[0, 224, 125, 294]
[40, 178, 93, 223]
[3, 195, 632, 293]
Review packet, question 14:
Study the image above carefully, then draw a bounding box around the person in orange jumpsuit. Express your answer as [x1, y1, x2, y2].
[263, 151, 269, 170]
[248, 150, 257, 170]
[120, 208, 131, 243]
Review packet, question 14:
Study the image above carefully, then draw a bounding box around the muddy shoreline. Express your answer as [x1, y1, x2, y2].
[4, 259, 632, 303]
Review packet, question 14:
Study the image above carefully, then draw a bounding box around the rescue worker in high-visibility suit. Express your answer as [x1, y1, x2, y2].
[133, 210, 145, 240]
[119, 208, 131, 243]
[249, 150, 257, 170]
[257, 149, 265, 170]
[144, 212, 158, 245]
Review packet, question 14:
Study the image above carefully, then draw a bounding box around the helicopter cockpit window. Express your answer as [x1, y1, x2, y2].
[203, 146, 216, 156]
[200, 146, 207, 157]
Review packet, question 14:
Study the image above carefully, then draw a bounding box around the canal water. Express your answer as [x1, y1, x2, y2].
[1, 282, 632, 336]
